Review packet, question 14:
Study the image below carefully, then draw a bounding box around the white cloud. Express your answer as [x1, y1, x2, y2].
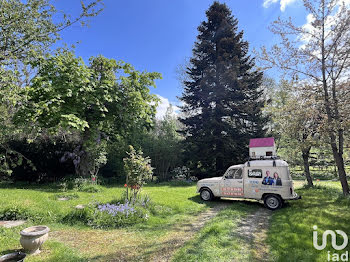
[280, 0, 298, 11]
[299, 13, 315, 46]
[263, 0, 298, 11]
[300, 0, 350, 45]
[155, 94, 180, 119]
[263, 0, 279, 8]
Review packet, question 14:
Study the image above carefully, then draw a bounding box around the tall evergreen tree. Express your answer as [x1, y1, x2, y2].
[179, 2, 265, 178]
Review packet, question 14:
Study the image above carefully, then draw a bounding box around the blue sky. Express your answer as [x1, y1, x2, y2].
[54, 0, 308, 117]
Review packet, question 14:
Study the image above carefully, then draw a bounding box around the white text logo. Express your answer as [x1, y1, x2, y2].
[313, 225, 349, 262]
[313, 225, 348, 250]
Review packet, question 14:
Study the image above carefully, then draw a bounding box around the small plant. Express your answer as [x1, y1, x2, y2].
[62, 206, 94, 225]
[0, 207, 29, 220]
[58, 181, 69, 192]
[91, 174, 98, 185]
[79, 184, 102, 193]
[0, 206, 45, 222]
[139, 194, 152, 208]
[123, 145, 153, 203]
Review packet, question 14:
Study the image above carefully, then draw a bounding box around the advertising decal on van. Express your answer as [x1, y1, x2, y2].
[262, 171, 282, 186]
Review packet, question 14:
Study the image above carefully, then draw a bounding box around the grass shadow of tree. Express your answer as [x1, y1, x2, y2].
[0, 182, 63, 193]
[188, 195, 264, 209]
[267, 186, 350, 262]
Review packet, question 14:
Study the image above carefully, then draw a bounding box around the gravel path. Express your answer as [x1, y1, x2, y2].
[235, 207, 272, 262]
[151, 202, 230, 262]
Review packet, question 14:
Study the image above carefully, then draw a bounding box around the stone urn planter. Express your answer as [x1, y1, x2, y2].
[20, 226, 50, 255]
[0, 252, 26, 262]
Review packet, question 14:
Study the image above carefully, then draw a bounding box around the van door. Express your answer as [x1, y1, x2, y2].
[220, 168, 244, 197]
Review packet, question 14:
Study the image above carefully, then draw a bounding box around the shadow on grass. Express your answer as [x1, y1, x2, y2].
[87, 203, 256, 262]
[143, 181, 196, 187]
[0, 180, 196, 191]
[267, 186, 350, 262]
[87, 239, 185, 262]
[171, 202, 257, 262]
[0, 182, 63, 193]
[0, 249, 23, 256]
[188, 195, 264, 209]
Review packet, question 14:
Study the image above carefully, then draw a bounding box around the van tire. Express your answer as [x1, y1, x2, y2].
[200, 188, 213, 201]
[264, 194, 282, 210]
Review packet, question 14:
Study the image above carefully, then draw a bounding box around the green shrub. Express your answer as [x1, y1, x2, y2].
[62, 206, 94, 225]
[79, 184, 102, 193]
[0, 206, 47, 222]
[59, 177, 102, 193]
[0, 207, 29, 220]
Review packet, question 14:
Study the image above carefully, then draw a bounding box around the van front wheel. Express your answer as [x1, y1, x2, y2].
[200, 188, 213, 201]
[264, 194, 282, 210]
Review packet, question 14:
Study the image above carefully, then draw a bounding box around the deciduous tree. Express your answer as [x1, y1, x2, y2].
[0, 0, 103, 176]
[259, 0, 350, 195]
[16, 50, 161, 177]
[266, 80, 321, 187]
[141, 106, 183, 181]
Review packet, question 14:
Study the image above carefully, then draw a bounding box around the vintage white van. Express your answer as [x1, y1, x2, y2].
[196, 159, 301, 210]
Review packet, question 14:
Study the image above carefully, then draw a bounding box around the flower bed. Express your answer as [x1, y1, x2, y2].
[63, 196, 151, 229]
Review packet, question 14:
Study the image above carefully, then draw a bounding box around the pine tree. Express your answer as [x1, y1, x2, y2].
[179, 2, 266, 178]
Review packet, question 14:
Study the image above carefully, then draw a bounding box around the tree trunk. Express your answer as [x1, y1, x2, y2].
[302, 147, 313, 187]
[330, 140, 349, 195]
[76, 150, 94, 177]
[164, 163, 170, 181]
[320, 7, 349, 196]
[75, 129, 95, 177]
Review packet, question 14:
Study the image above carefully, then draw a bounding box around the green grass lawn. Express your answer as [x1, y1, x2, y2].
[172, 181, 350, 262]
[267, 181, 350, 262]
[0, 182, 211, 261]
[1, 181, 349, 261]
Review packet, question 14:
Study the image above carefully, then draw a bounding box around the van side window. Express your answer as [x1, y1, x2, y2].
[225, 169, 236, 179]
[248, 169, 262, 178]
[235, 169, 243, 179]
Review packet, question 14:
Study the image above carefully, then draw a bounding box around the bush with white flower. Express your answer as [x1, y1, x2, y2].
[171, 166, 191, 181]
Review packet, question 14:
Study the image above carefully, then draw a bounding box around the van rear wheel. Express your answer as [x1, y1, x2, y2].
[200, 188, 213, 201]
[264, 194, 282, 210]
